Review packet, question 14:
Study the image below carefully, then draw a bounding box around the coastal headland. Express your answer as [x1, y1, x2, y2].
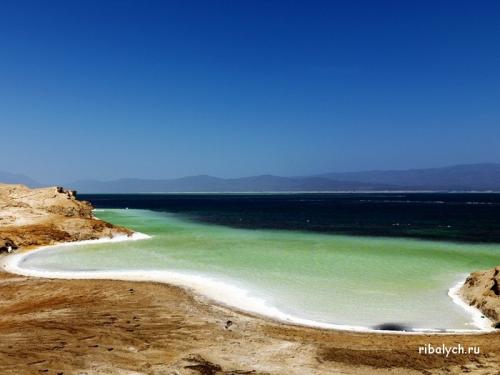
[1, 184, 499, 374]
[0, 184, 132, 252]
[460, 267, 500, 329]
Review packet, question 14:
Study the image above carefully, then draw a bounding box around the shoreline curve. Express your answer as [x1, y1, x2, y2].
[1, 233, 494, 336]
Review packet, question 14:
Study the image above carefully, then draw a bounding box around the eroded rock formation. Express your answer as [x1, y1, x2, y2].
[461, 267, 500, 328]
[0, 184, 132, 252]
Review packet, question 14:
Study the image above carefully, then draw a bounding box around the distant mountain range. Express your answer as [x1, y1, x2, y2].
[2, 164, 500, 193]
[67, 163, 500, 193]
[316, 163, 500, 191]
[0, 171, 40, 188]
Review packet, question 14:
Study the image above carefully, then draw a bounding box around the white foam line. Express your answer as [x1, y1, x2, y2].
[30, 232, 152, 248]
[448, 277, 494, 331]
[1, 236, 494, 335]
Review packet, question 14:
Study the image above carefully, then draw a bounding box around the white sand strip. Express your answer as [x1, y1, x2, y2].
[1, 234, 493, 335]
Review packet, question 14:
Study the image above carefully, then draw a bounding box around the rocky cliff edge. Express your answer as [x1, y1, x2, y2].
[461, 267, 500, 329]
[0, 184, 132, 252]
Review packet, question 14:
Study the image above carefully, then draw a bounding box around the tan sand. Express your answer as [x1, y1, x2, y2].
[1, 270, 499, 375]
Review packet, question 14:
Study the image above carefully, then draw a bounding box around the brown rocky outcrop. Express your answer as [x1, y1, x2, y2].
[461, 267, 500, 328]
[0, 183, 132, 252]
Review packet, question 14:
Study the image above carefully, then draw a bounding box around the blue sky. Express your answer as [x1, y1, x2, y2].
[1, 0, 499, 183]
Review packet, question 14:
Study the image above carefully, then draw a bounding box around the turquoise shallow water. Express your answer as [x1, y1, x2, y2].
[20, 209, 500, 330]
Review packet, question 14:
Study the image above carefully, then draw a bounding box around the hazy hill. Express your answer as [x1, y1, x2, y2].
[319, 163, 500, 191]
[3, 164, 500, 193]
[0, 171, 40, 187]
[66, 164, 500, 193]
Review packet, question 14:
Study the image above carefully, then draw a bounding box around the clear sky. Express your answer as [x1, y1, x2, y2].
[1, 0, 499, 183]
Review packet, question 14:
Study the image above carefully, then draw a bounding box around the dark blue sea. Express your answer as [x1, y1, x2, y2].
[80, 193, 500, 243]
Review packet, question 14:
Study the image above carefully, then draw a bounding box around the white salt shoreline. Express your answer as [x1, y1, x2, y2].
[448, 279, 493, 331]
[1, 233, 493, 335]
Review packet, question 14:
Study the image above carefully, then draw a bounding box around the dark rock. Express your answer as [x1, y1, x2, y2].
[183, 354, 222, 375]
[373, 323, 411, 331]
[0, 239, 17, 253]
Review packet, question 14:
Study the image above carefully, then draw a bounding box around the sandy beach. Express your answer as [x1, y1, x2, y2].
[1, 266, 500, 375]
[1, 184, 499, 374]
